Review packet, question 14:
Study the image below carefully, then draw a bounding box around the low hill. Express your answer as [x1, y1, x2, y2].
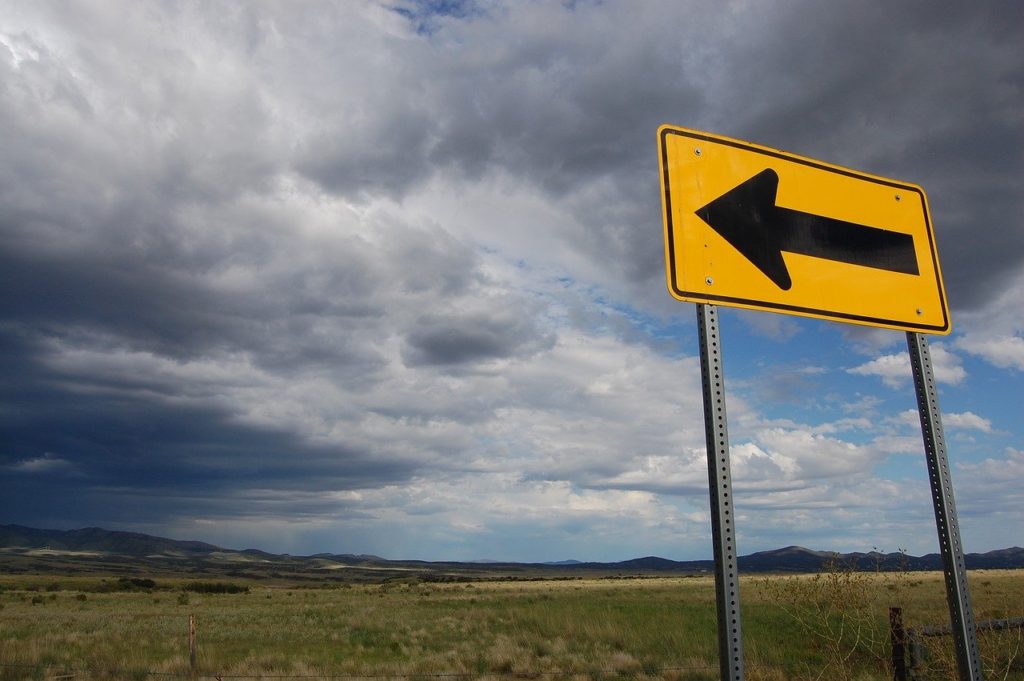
[0, 524, 220, 557]
[1, 524, 1021, 581]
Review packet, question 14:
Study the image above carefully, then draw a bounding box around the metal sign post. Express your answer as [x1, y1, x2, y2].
[697, 303, 744, 681]
[907, 331, 983, 681]
[661, 126, 981, 681]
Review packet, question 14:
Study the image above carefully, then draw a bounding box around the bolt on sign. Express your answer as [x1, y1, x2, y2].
[658, 125, 951, 334]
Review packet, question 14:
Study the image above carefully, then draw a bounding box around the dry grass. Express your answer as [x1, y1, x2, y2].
[0, 571, 1021, 680]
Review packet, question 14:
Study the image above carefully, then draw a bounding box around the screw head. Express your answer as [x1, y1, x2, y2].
[895, 194, 902, 202]
[705, 276, 714, 285]
[695, 147, 702, 157]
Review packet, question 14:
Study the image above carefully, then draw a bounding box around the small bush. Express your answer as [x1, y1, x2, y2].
[183, 581, 249, 594]
[118, 577, 157, 591]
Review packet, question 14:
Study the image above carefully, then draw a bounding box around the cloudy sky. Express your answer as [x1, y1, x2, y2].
[2, 1, 1022, 562]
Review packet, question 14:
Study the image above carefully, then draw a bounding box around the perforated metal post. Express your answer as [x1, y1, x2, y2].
[697, 304, 744, 681]
[907, 331, 983, 681]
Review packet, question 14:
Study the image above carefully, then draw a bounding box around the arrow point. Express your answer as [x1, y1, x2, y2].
[696, 169, 793, 290]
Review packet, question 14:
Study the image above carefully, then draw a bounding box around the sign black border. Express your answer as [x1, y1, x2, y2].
[660, 126, 951, 334]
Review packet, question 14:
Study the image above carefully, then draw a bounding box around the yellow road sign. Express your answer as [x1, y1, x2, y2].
[658, 125, 951, 334]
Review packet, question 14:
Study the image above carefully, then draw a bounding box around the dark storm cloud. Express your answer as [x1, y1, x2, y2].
[0, 208, 482, 519]
[297, 112, 438, 200]
[0, 324, 419, 528]
[0, 0, 490, 529]
[289, 1, 1024, 309]
[658, 1, 1024, 315]
[0, 227, 393, 375]
[403, 309, 554, 366]
[1, 245, 238, 359]
[284, 2, 713, 285]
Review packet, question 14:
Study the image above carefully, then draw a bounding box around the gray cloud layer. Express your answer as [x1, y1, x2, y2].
[2, 1, 1021, 558]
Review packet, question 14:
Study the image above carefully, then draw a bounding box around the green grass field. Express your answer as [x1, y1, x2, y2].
[1, 570, 1021, 680]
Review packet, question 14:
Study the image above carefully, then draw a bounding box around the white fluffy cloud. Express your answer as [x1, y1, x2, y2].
[9, 453, 77, 475]
[957, 334, 1024, 372]
[943, 411, 993, 433]
[848, 345, 967, 388]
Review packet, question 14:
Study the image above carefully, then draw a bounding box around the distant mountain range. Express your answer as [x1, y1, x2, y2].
[2, 524, 1022, 578]
[0, 524, 223, 557]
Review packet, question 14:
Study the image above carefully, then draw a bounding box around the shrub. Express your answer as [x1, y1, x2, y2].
[117, 577, 157, 591]
[760, 559, 898, 681]
[183, 581, 249, 594]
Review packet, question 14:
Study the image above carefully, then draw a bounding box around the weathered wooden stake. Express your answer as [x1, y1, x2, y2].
[189, 613, 197, 676]
[891, 606, 907, 681]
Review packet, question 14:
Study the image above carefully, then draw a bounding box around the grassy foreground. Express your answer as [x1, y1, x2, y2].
[1, 570, 1021, 680]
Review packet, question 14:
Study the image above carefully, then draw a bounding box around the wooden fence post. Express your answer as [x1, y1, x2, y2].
[189, 613, 197, 676]
[891, 606, 907, 681]
[908, 630, 923, 680]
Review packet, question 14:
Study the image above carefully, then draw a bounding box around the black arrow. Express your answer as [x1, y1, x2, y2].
[695, 168, 919, 290]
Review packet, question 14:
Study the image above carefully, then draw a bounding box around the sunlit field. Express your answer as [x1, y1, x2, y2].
[1, 570, 1021, 680]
